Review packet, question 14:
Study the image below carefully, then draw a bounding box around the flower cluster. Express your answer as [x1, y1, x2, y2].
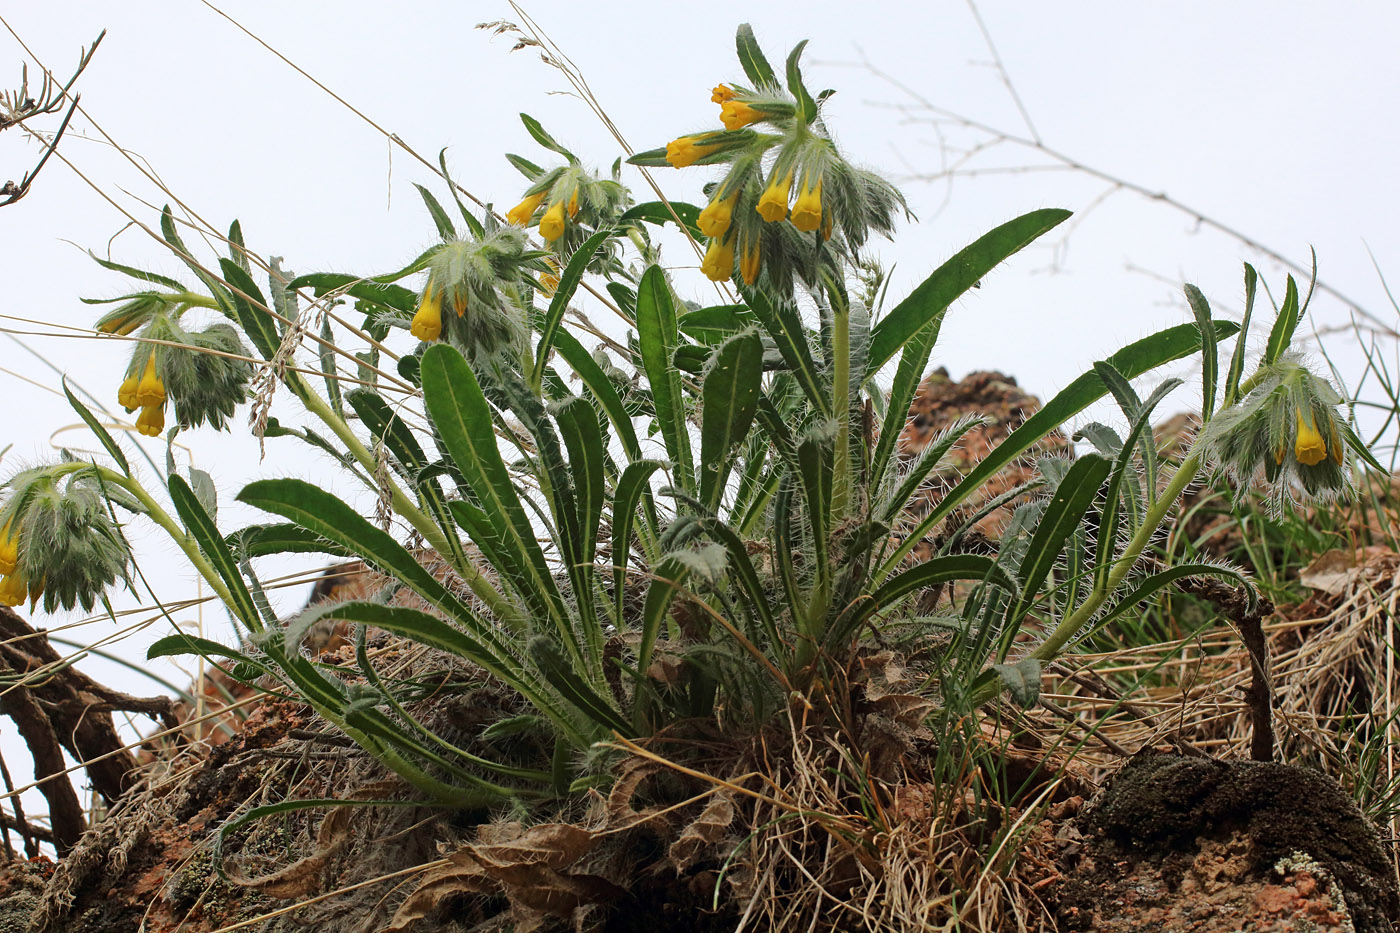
[629, 34, 905, 291]
[114, 317, 253, 437]
[0, 466, 131, 612]
[502, 116, 629, 255]
[406, 223, 536, 363]
[1199, 354, 1361, 502]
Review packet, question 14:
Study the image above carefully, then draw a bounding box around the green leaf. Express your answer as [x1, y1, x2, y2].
[519, 113, 575, 160]
[1001, 453, 1112, 658]
[612, 460, 665, 622]
[147, 633, 264, 670]
[784, 39, 818, 124]
[288, 272, 420, 313]
[236, 479, 512, 655]
[532, 227, 615, 391]
[226, 523, 347, 560]
[159, 206, 235, 315]
[438, 149, 485, 239]
[414, 184, 455, 242]
[636, 265, 694, 492]
[1264, 274, 1300, 365]
[638, 556, 689, 677]
[619, 201, 702, 240]
[879, 416, 987, 524]
[505, 152, 544, 180]
[227, 219, 251, 273]
[87, 252, 186, 291]
[866, 209, 1072, 376]
[870, 322, 939, 489]
[838, 555, 1015, 646]
[1092, 564, 1256, 634]
[1224, 264, 1258, 407]
[63, 381, 129, 475]
[170, 474, 262, 632]
[190, 468, 217, 522]
[693, 517, 781, 652]
[878, 320, 1239, 576]
[318, 317, 343, 417]
[738, 284, 829, 416]
[735, 23, 776, 87]
[554, 396, 607, 667]
[990, 657, 1042, 707]
[219, 257, 280, 361]
[551, 329, 641, 460]
[678, 305, 754, 344]
[1184, 284, 1217, 419]
[699, 330, 763, 512]
[528, 636, 630, 734]
[419, 345, 570, 642]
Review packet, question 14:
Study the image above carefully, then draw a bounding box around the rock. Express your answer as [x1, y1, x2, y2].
[1057, 751, 1400, 932]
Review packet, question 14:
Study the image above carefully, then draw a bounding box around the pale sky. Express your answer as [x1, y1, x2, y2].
[1, 1, 1397, 807]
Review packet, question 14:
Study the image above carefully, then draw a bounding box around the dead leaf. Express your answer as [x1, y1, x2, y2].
[668, 790, 735, 872]
[1300, 549, 1359, 596]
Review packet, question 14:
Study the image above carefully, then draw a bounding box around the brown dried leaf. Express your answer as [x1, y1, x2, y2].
[1300, 549, 1360, 596]
[228, 805, 355, 899]
[668, 790, 736, 872]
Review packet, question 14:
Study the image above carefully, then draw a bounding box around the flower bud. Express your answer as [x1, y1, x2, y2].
[666, 134, 724, 169]
[711, 84, 737, 104]
[539, 201, 568, 242]
[117, 374, 139, 411]
[0, 519, 17, 576]
[701, 237, 736, 282]
[790, 177, 823, 233]
[720, 99, 764, 130]
[135, 354, 165, 408]
[410, 283, 444, 342]
[757, 170, 793, 223]
[739, 235, 761, 285]
[136, 404, 165, 437]
[698, 190, 740, 239]
[506, 191, 546, 226]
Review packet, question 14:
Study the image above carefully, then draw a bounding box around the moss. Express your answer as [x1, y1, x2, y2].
[1084, 751, 1397, 933]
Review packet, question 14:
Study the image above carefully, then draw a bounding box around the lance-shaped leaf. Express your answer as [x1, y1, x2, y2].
[738, 284, 829, 416]
[1264, 274, 1301, 366]
[636, 265, 694, 492]
[532, 227, 615, 391]
[699, 330, 763, 512]
[866, 209, 1071, 376]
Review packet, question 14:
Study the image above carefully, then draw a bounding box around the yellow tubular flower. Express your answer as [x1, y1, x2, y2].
[665, 135, 723, 169]
[711, 84, 737, 104]
[1329, 420, 1344, 465]
[720, 99, 763, 130]
[539, 201, 567, 242]
[756, 170, 793, 223]
[790, 177, 823, 233]
[0, 572, 25, 607]
[567, 187, 580, 218]
[98, 312, 144, 336]
[135, 354, 165, 408]
[410, 285, 443, 342]
[739, 236, 761, 285]
[0, 519, 17, 576]
[697, 190, 740, 239]
[117, 373, 139, 411]
[136, 404, 165, 438]
[506, 191, 546, 226]
[701, 237, 736, 282]
[1295, 411, 1328, 466]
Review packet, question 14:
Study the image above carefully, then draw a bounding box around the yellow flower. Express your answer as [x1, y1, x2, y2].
[756, 170, 793, 223]
[739, 236, 761, 285]
[0, 572, 26, 607]
[665, 135, 723, 168]
[540, 257, 560, 296]
[0, 519, 17, 576]
[1295, 411, 1328, 466]
[135, 354, 165, 408]
[821, 210, 833, 241]
[117, 373, 139, 411]
[452, 292, 468, 319]
[136, 404, 165, 438]
[711, 84, 737, 104]
[97, 310, 146, 336]
[720, 99, 763, 130]
[701, 237, 736, 282]
[567, 187, 580, 218]
[790, 177, 823, 233]
[697, 190, 740, 239]
[539, 201, 567, 242]
[507, 191, 546, 226]
[410, 284, 443, 342]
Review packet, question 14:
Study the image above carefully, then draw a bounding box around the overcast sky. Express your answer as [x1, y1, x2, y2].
[1, 1, 1397, 807]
